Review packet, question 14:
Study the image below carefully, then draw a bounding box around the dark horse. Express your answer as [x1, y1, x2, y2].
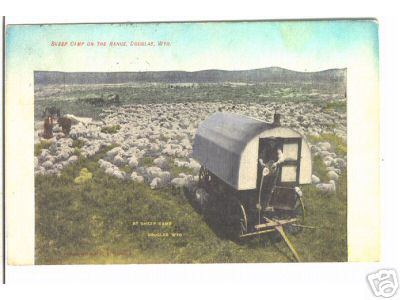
[58, 117, 72, 136]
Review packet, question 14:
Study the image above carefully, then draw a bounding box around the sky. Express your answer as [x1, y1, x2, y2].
[6, 20, 379, 73]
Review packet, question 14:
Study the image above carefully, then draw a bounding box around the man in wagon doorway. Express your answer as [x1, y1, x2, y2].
[258, 139, 285, 212]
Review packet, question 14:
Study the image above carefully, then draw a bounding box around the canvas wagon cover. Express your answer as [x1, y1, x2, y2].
[193, 112, 272, 188]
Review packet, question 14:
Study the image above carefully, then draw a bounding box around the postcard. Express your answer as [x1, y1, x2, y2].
[5, 20, 380, 264]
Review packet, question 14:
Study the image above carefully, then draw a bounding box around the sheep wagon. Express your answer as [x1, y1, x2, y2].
[192, 112, 313, 261]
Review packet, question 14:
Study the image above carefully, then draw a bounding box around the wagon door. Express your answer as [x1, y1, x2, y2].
[272, 137, 302, 210]
[257, 137, 302, 210]
[257, 138, 281, 191]
[279, 138, 302, 185]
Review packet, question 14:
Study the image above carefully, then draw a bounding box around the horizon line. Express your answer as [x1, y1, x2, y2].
[34, 66, 348, 74]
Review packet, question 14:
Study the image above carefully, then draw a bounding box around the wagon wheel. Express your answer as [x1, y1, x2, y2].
[239, 203, 248, 236]
[285, 195, 305, 234]
[198, 166, 211, 188]
[297, 196, 305, 223]
[225, 200, 248, 240]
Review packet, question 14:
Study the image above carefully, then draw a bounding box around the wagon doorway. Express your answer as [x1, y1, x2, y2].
[257, 138, 282, 208]
[258, 138, 282, 166]
[257, 137, 303, 210]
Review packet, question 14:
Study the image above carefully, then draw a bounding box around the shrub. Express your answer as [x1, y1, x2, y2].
[140, 157, 154, 167]
[323, 101, 346, 113]
[72, 139, 86, 149]
[307, 133, 347, 156]
[101, 125, 121, 134]
[34, 140, 53, 156]
[74, 168, 93, 184]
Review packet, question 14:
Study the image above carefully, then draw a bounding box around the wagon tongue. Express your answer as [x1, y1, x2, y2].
[246, 217, 301, 262]
[274, 226, 301, 262]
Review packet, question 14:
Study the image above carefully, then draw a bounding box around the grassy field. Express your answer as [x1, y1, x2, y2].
[35, 139, 347, 264]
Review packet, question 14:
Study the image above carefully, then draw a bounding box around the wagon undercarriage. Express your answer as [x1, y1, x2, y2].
[198, 166, 311, 262]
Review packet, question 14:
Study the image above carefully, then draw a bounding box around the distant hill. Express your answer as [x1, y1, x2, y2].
[34, 67, 347, 85]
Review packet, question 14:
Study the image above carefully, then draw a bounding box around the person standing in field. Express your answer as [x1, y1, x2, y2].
[43, 116, 54, 139]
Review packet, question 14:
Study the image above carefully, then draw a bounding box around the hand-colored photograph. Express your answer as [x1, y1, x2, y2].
[6, 20, 379, 264]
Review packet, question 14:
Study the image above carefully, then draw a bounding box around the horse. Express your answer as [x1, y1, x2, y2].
[58, 116, 72, 136]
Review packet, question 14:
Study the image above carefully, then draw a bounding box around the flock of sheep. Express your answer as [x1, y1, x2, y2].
[35, 100, 346, 194]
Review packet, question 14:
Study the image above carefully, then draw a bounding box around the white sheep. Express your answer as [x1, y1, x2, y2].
[145, 166, 162, 178]
[311, 174, 320, 184]
[174, 159, 189, 168]
[113, 169, 125, 179]
[326, 166, 341, 175]
[181, 138, 192, 150]
[327, 170, 339, 181]
[323, 157, 333, 167]
[316, 180, 336, 194]
[334, 158, 346, 169]
[317, 141, 331, 151]
[113, 154, 125, 166]
[39, 149, 50, 162]
[106, 147, 122, 159]
[320, 150, 332, 158]
[98, 159, 111, 169]
[42, 160, 54, 169]
[150, 177, 162, 189]
[56, 150, 70, 162]
[54, 163, 63, 171]
[68, 155, 78, 163]
[187, 158, 201, 172]
[104, 167, 115, 176]
[35, 166, 46, 175]
[149, 143, 161, 152]
[171, 177, 186, 188]
[153, 156, 167, 168]
[130, 171, 144, 183]
[126, 156, 138, 168]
